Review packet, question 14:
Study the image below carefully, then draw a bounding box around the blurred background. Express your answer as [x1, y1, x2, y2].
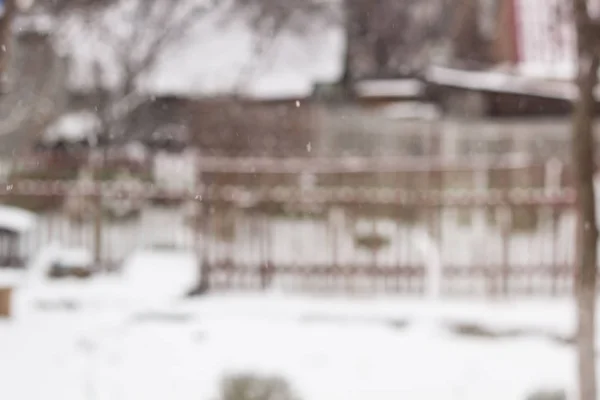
[0, 1, 593, 399]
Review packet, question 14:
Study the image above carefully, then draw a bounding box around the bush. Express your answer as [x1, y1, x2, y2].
[218, 373, 300, 400]
[354, 232, 390, 252]
[525, 389, 566, 400]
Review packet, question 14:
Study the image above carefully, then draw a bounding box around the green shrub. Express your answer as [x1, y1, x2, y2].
[218, 373, 300, 400]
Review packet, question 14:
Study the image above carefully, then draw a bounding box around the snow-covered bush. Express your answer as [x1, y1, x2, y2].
[218, 373, 300, 400]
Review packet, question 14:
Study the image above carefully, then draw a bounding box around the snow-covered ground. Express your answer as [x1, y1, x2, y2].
[0, 249, 589, 400]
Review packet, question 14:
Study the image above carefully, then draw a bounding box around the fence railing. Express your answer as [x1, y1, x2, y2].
[0, 177, 580, 296]
[0, 152, 586, 297]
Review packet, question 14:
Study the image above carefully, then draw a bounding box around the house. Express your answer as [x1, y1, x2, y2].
[425, 0, 596, 118]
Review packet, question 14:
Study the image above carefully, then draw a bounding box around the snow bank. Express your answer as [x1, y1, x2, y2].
[0, 293, 581, 400]
[121, 249, 198, 304]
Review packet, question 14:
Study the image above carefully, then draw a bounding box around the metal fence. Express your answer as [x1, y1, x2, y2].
[0, 154, 584, 297]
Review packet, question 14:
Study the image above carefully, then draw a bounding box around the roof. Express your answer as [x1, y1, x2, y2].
[54, 0, 345, 100]
[426, 66, 600, 101]
[0, 205, 36, 234]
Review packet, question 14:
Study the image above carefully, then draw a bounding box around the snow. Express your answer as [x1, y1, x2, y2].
[121, 249, 198, 304]
[54, 247, 93, 269]
[354, 79, 425, 98]
[0, 285, 586, 400]
[44, 111, 102, 144]
[0, 205, 36, 233]
[426, 65, 600, 101]
[0, 247, 588, 399]
[0, 270, 25, 287]
[0, 249, 588, 400]
[55, 0, 345, 100]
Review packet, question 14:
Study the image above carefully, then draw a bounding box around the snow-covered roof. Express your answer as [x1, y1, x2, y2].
[44, 111, 101, 143]
[0, 205, 36, 233]
[354, 79, 425, 98]
[426, 66, 600, 101]
[55, 0, 345, 100]
[0, 205, 36, 234]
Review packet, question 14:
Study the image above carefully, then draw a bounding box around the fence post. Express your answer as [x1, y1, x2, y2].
[93, 192, 102, 269]
[197, 197, 211, 293]
[499, 209, 511, 297]
[545, 158, 563, 296]
[0, 285, 12, 318]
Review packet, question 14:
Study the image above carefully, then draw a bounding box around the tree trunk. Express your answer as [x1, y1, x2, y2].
[0, 0, 16, 86]
[572, 2, 599, 400]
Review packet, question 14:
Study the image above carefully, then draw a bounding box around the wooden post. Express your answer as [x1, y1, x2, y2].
[0, 286, 12, 318]
[499, 207, 511, 297]
[93, 193, 102, 268]
[198, 196, 211, 293]
[545, 159, 563, 296]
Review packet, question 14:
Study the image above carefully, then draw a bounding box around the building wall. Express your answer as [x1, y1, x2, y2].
[186, 99, 316, 157]
[315, 106, 599, 160]
[491, 0, 518, 64]
[513, 0, 576, 78]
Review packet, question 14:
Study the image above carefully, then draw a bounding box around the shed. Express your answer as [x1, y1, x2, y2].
[0, 206, 36, 268]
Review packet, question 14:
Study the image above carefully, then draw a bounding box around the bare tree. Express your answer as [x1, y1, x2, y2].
[345, 0, 448, 79]
[54, 0, 339, 143]
[55, 0, 219, 142]
[571, 1, 599, 400]
[450, 0, 492, 67]
[0, 8, 69, 154]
